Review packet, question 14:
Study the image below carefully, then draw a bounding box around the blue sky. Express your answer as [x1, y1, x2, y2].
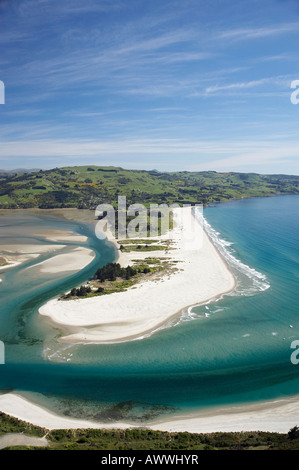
[1, 0, 299, 174]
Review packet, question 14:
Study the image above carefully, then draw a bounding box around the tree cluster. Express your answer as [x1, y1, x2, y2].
[94, 262, 150, 282]
[66, 285, 92, 298]
[60, 263, 152, 300]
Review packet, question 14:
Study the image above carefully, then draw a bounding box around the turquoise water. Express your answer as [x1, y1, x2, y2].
[0, 196, 298, 423]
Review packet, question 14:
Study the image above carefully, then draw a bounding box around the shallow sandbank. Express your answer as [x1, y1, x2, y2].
[25, 246, 95, 274]
[0, 220, 94, 274]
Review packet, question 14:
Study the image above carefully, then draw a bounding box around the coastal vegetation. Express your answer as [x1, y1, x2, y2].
[93, 262, 149, 282]
[0, 165, 298, 209]
[60, 257, 171, 300]
[1, 412, 299, 450]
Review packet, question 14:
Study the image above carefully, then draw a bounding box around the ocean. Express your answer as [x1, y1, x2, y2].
[0, 195, 298, 424]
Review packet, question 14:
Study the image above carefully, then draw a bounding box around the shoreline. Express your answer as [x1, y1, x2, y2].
[0, 391, 298, 434]
[38, 206, 236, 344]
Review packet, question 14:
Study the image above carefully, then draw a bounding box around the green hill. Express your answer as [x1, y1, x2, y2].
[0, 165, 298, 209]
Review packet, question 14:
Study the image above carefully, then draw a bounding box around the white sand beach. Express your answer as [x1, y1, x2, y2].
[0, 391, 298, 434]
[39, 207, 236, 344]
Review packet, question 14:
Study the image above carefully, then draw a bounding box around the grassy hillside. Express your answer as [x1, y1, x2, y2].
[0, 165, 298, 209]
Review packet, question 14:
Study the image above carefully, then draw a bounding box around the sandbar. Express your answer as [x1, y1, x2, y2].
[25, 246, 95, 274]
[0, 225, 93, 273]
[0, 245, 66, 271]
[39, 207, 236, 343]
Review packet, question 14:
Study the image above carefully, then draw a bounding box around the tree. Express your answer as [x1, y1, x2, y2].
[288, 426, 299, 440]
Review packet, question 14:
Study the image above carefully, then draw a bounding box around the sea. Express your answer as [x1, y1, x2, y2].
[0, 194, 298, 424]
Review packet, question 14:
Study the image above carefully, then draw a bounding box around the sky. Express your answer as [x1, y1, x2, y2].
[0, 0, 299, 174]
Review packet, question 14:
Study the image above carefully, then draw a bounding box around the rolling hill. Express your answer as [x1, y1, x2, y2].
[0, 165, 298, 209]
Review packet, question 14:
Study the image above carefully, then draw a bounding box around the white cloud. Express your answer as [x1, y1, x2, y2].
[215, 22, 299, 42]
[205, 79, 271, 94]
[0, 137, 298, 175]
